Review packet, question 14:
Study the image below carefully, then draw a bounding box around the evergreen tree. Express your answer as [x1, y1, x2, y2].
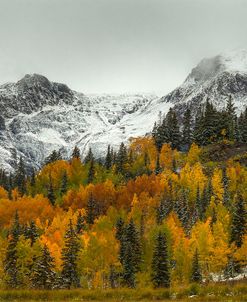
[151, 231, 170, 288]
[122, 241, 136, 288]
[230, 194, 246, 248]
[155, 153, 161, 175]
[116, 142, 128, 175]
[61, 220, 80, 289]
[4, 211, 21, 288]
[156, 197, 172, 225]
[195, 186, 203, 220]
[182, 107, 193, 149]
[190, 249, 202, 283]
[31, 245, 56, 289]
[104, 145, 112, 170]
[47, 176, 55, 206]
[76, 212, 85, 234]
[84, 147, 94, 164]
[87, 159, 95, 184]
[14, 157, 26, 196]
[60, 171, 68, 195]
[24, 220, 39, 247]
[71, 146, 80, 160]
[44, 150, 62, 165]
[225, 95, 236, 140]
[86, 193, 97, 225]
[222, 167, 230, 209]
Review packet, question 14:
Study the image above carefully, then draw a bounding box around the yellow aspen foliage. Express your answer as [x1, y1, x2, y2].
[0, 187, 8, 199]
[160, 143, 173, 169]
[234, 235, 247, 267]
[211, 168, 224, 203]
[187, 143, 201, 164]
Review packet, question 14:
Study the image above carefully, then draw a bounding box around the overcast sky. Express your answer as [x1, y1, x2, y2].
[0, 0, 246, 95]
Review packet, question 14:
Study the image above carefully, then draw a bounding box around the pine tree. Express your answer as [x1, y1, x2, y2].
[230, 194, 246, 248]
[151, 231, 170, 288]
[71, 146, 80, 160]
[86, 193, 97, 225]
[122, 241, 136, 288]
[14, 157, 26, 196]
[155, 153, 161, 175]
[222, 167, 230, 209]
[4, 211, 21, 288]
[156, 197, 172, 225]
[44, 150, 62, 165]
[31, 244, 56, 289]
[115, 217, 125, 265]
[190, 249, 202, 283]
[76, 212, 85, 234]
[61, 220, 80, 289]
[182, 107, 193, 149]
[24, 220, 39, 247]
[61, 171, 68, 195]
[225, 95, 236, 141]
[87, 159, 95, 184]
[116, 142, 128, 175]
[47, 176, 55, 206]
[195, 186, 203, 220]
[84, 147, 94, 164]
[104, 145, 112, 170]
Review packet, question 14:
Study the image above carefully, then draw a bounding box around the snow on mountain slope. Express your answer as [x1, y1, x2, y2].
[0, 75, 171, 171]
[163, 49, 247, 114]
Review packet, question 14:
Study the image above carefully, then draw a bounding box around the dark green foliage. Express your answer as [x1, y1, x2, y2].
[84, 148, 94, 164]
[105, 145, 112, 170]
[223, 256, 241, 279]
[122, 242, 136, 288]
[155, 153, 161, 175]
[116, 142, 128, 175]
[190, 249, 202, 283]
[156, 197, 172, 225]
[14, 157, 26, 196]
[60, 171, 68, 195]
[76, 212, 85, 234]
[24, 220, 39, 246]
[61, 220, 80, 289]
[151, 231, 170, 288]
[31, 245, 56, 289]
[44, 150, 62, 166]
[230, 194, 246, 248]
[4, 212, 21, 288]
[174, 190, 190, 234]
[85, 193, 97, 225]
[87, 159, 95, 184]
[71, 146, 80, 160]
[195, 186, 203, 220]
[47, 176, 55, 206]
[182, 107, 193, 149]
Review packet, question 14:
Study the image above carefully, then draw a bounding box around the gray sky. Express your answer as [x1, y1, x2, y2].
[0, 0, 247, 95]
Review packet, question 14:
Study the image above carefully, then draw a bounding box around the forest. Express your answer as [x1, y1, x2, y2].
[0, 98, 246, 298]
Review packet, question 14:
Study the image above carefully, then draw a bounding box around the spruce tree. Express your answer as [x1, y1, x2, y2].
[116, 142, 128, 175]
[84, 147, 94, 164]
[24, 220, 39, 247]
[122, 241, 136, 288]
[86, 193, 97, 225]
[71, 146, 80, 160]
[151, 231, 170, 288]
[61, 171, 68, 195]
[44, 150, 62, 165]
[230, 194, 246, 248]
[76, 212, 85, 234]
[47, 176, 55, 206]
[190, 249, 202, 283]
[105, 145, 112, 170]
[87, 159, 95, 184]
[31, 244, 56, 289]
[4, 211, 21, 288]
[155, 153, 161, 175]
[182, 107, 193, 149]
[61, 220, 80, 289]
[14, 157, 26, 196]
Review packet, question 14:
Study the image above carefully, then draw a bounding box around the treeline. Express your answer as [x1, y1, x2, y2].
[152, 96, 247, 151]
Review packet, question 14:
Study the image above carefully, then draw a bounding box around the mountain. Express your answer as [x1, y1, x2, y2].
[162, 49, 247, 115]
[1, 50, 247, 171]
[0, 74, 171, 171]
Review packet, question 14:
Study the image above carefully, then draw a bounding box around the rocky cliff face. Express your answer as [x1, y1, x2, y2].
[162, 50, 247, 114]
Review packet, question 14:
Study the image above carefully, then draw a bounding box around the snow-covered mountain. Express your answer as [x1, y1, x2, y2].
[0, 74, 171, 171]
[163, 49, 247, 114]
[1, 49, 247, 171]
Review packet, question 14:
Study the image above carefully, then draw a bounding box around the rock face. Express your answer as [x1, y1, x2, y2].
[162, 49, 247, 114]
[1, 50, 247, 171]
[0, 74, 168, 171]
